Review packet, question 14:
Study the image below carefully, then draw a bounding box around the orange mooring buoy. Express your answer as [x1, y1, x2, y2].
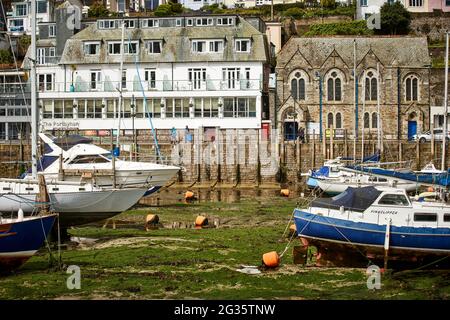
[280, 189, 290, 197]
[289, 224, 296, 233]
[195, 215, 208, 227]
[427, 186, 434, 192]
[145, 214, 159, 231]
[262, 251, 280, 268]
[185, 191, 195, 200]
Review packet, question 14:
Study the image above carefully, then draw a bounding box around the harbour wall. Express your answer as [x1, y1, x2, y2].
[0, 128, 446, 188]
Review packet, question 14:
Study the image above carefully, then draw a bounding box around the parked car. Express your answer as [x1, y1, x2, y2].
[412, 128, 450, 143]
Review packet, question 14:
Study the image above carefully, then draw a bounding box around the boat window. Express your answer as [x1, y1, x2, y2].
[414, 213, 437, 222]
[378, 178, 387, 182]
[72, 155, 110, 164]
[330, 167, 339, 172]
[378, 194, 409, 206]
[444, 214, 450, 222]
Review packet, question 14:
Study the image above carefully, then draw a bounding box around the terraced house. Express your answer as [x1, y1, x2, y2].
[275, 36, 432, 141]
[29, 14, 272, 134]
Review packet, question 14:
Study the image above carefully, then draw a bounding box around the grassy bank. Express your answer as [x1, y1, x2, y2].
[1, 196, 449, 299]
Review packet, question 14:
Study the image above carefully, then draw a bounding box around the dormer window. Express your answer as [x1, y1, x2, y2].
[142, 19, 159, 28]
[217, 17, 234, 26]
[192, 39, 224, 53]
[125, 41, 139, 54]
[84, 42, 100, 55]
[98, 20, 118, 29]
[235, 39, 251, 52]
[49, 25, 56, 37]
[196, 18, 213, 26]
[124, 19, 136, 28]
[146, 40, 162, 54]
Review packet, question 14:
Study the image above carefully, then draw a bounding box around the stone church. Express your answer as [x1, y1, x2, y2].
[274, 36, 432, 142]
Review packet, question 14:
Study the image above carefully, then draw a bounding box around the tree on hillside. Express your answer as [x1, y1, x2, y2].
[378, 1, 411, 35]
[88, 1, 111, 18]
[320, 0, 336, 8]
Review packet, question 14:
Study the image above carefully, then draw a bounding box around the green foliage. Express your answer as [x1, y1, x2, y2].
[283, 7, 306, 19]
[321, 0, 336, 9]
[154, 4, 173, 16]
[88, 1, 110, 18]
[154, 2, 186, 16]
[200, 3, 227, 13]
[378, 1, 411, 35]
[305, 20, 373, 36]
[0, 49, 13, 64]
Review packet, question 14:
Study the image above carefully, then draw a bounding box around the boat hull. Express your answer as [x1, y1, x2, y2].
[0, 215, 56, 271]
[317, 178, 418, 195]
[0, 188, 148, 227]
[294, 209, 450, 255]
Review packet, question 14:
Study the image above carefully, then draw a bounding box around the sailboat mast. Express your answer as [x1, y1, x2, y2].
[361, 70, 365, 162]
[442, 32, 449, 171]
[116, 21, 125, 148]
[377, 62, 381, 153]
[31, 0, 38, 179]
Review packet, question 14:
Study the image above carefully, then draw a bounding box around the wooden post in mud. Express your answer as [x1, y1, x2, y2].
[431, 122, 435, 159]
[416, 137, 420, 170]
[322, 126, 326, 163]
[344, 129, 348, 158]
[312, 130, 316, 168]
[330, 125, 334, 160]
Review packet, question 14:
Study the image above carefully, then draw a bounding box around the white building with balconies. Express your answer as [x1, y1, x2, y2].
[27, 15, 271, 133]
[7, 0, 52, 36]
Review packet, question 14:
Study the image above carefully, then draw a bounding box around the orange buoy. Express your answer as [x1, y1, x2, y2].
[185, 191, 195, 200]
[145, 214, 160, 231]
[280, 189, 290, 197]
[427, 186, 434, 192]
[195, 215, 208, 227]
[262, 251, 280, 268]
[146, 214, 159, 224]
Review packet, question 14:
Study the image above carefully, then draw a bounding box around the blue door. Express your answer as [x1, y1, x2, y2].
[408, 121, 417, 140]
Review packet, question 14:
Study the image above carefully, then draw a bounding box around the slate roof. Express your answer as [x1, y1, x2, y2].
[58, 16, 269, 65]
[277, 36, 431, 69]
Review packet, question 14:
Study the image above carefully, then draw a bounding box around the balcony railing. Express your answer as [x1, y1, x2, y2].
[43, 79, 263, 93]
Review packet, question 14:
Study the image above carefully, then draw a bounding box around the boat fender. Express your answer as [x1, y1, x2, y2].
[339, 206, 345, 214]
[145, 214, 159, 231]
[18, 208, 24, 222]
[185, 191, 195, 200]
[280, 189, 290, 197]
[262, 251, 280, 268]
[195, 215, 208, 227]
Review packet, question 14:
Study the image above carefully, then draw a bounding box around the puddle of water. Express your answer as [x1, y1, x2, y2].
[139, 186, 310, 207]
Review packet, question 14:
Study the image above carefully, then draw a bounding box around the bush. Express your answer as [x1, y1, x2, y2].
[321, 0, 336, 9]
[88, 1, 110, 18]
[378, 2, 411, 35]
[305, 20, 373, 36]
[0, 50, 13, 64]
[154, 4, 173, 16]
[283, 7, 306, 19]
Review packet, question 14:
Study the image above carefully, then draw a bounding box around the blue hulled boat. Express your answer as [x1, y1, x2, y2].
[294, 187, 450, 267]
[0, 214, 57, 271]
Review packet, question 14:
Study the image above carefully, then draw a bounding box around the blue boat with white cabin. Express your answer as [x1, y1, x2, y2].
[294, 186, 450, 267]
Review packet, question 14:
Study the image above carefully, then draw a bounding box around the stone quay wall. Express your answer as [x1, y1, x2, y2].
[0, 129, 447, 188]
